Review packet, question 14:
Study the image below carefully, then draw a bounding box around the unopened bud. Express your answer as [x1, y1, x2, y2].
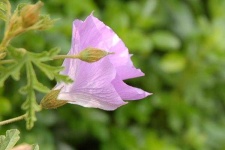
[21, 1, 44, 27]
[40, 89, 67, 109]
[78, 47, 113, 63]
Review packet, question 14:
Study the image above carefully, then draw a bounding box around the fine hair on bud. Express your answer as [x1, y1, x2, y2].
[20, 1, 44, 28]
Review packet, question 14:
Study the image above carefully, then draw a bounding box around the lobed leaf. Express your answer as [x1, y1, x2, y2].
[22, 90, 41, 129]
[7, 46, 27, 60]
[0, 58, 26, 87]
[0, 129, 20, 150]
[21, 62, 41, 129]
[34, 61, 63, 80]
[29, 47, 60, 61]
[55, 73, 73, 83]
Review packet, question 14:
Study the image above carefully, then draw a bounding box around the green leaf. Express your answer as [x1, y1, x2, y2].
[22, 62, 41, 129]
[36, 14, 56, 30]
[21, 89, 40, 129]
[13, 3, 27, 16]
[0, 0, 11, 22]
[0, 136, 4, 144]
[55, 73, 73, 83]
[0, 58, 26, 87]
[33, 78, 50, 93]
[29, 47, 60, 61]
[34, 61, 63, 80]
[0, 47, 28, 86]
[151, 31, 181, 51]
[32, 144, 39, 150]
[19, 85, 29, 95]
[24, 14, 56, 31]
[48, 47, 61, 58]
[0, 11, 6, 21]
[0, 129, 20, 150]
[160, 53, 186, 73]
[34, 61, 72, 83]
[7, 46, 27, 60]
[30, 64, 50, 93]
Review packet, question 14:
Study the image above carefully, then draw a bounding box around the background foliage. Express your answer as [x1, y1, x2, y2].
[1, 0, 225, 149]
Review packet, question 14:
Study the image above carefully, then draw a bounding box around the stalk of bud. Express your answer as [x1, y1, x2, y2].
[40, 89, 67, 109]
[20, 1, 44, 28]
[78, 47, 114, 63]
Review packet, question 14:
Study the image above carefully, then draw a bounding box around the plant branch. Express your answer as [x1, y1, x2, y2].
[0, 54, 79, 65]
[0, 114, 27, 126]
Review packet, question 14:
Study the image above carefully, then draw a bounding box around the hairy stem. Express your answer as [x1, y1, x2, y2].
[0, 55, 79, 65]
[52, 54, 79, 60]
[0, 59, 15, 65]
[0, 114, 27, 126]
[0, 35, 11, 52]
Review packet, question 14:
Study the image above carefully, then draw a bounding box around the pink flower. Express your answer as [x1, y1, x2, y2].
[55, 13, 151, 110]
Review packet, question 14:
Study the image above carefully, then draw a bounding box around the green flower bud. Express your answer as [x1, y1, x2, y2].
[78, 47, 113, 63]
[40, 89, 67, 109]
[20, 1, 44, 28]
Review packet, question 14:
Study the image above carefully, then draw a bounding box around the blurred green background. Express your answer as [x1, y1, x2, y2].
[1, 0, 225, 149]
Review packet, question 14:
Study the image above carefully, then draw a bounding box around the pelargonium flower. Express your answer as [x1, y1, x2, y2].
[54, 13, 151, 110]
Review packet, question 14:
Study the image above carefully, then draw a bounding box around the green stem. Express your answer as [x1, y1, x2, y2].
[0, 35, 11, 52]
[0, 25, 25, 53]
[0, 114, 27, 126]
[0, 55, 79, 65]
[0, 59, 15, 65]
[53, 54, 79, 60]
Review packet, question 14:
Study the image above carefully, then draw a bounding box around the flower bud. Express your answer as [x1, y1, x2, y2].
[78, 47, 113, 63]
[20, 1, 44, 28]
[40, 89, 67, 109]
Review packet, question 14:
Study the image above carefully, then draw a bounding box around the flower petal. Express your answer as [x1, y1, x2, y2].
[72, 13, 143, 80]
[58, 87, 127, 110]
[57, 58, 127, 110]
[112, 76, 151, 100]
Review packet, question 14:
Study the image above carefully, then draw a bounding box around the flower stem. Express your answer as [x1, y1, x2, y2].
[0, 55, 79, 65]
[53, 54, 80, 60]
[0, 59, 15, 65]
[0, 35, 11, 52]
[0, 114, 27, 126]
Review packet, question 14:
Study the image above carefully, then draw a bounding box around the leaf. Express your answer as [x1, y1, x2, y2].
[0, 11, 6, 21]
[48, 47, 61, 58]
[34, 61, 63, 80]
[0, 58, 26, 87]
[160, 53, 186, 73]
[7, 46, 27, 60]
[0, 47, 28, 86]
[36, 14, 56, 30]
[30, 65, 50, 93]
[0, 135, 5, 144]
[22, 62, 41, 129]
[0, 0, 11, 22]
[32, 144, 39, 150]
[33, 78, 50, 93]
[55, 73, 73, 83]
[0, 129, 20, 150]
[19, 85, 29, 95]
[13, 3, 27, 17]
[21, 89, 40, 129]
[29, 47, 60, 61]
[151, 31, 181, 51]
